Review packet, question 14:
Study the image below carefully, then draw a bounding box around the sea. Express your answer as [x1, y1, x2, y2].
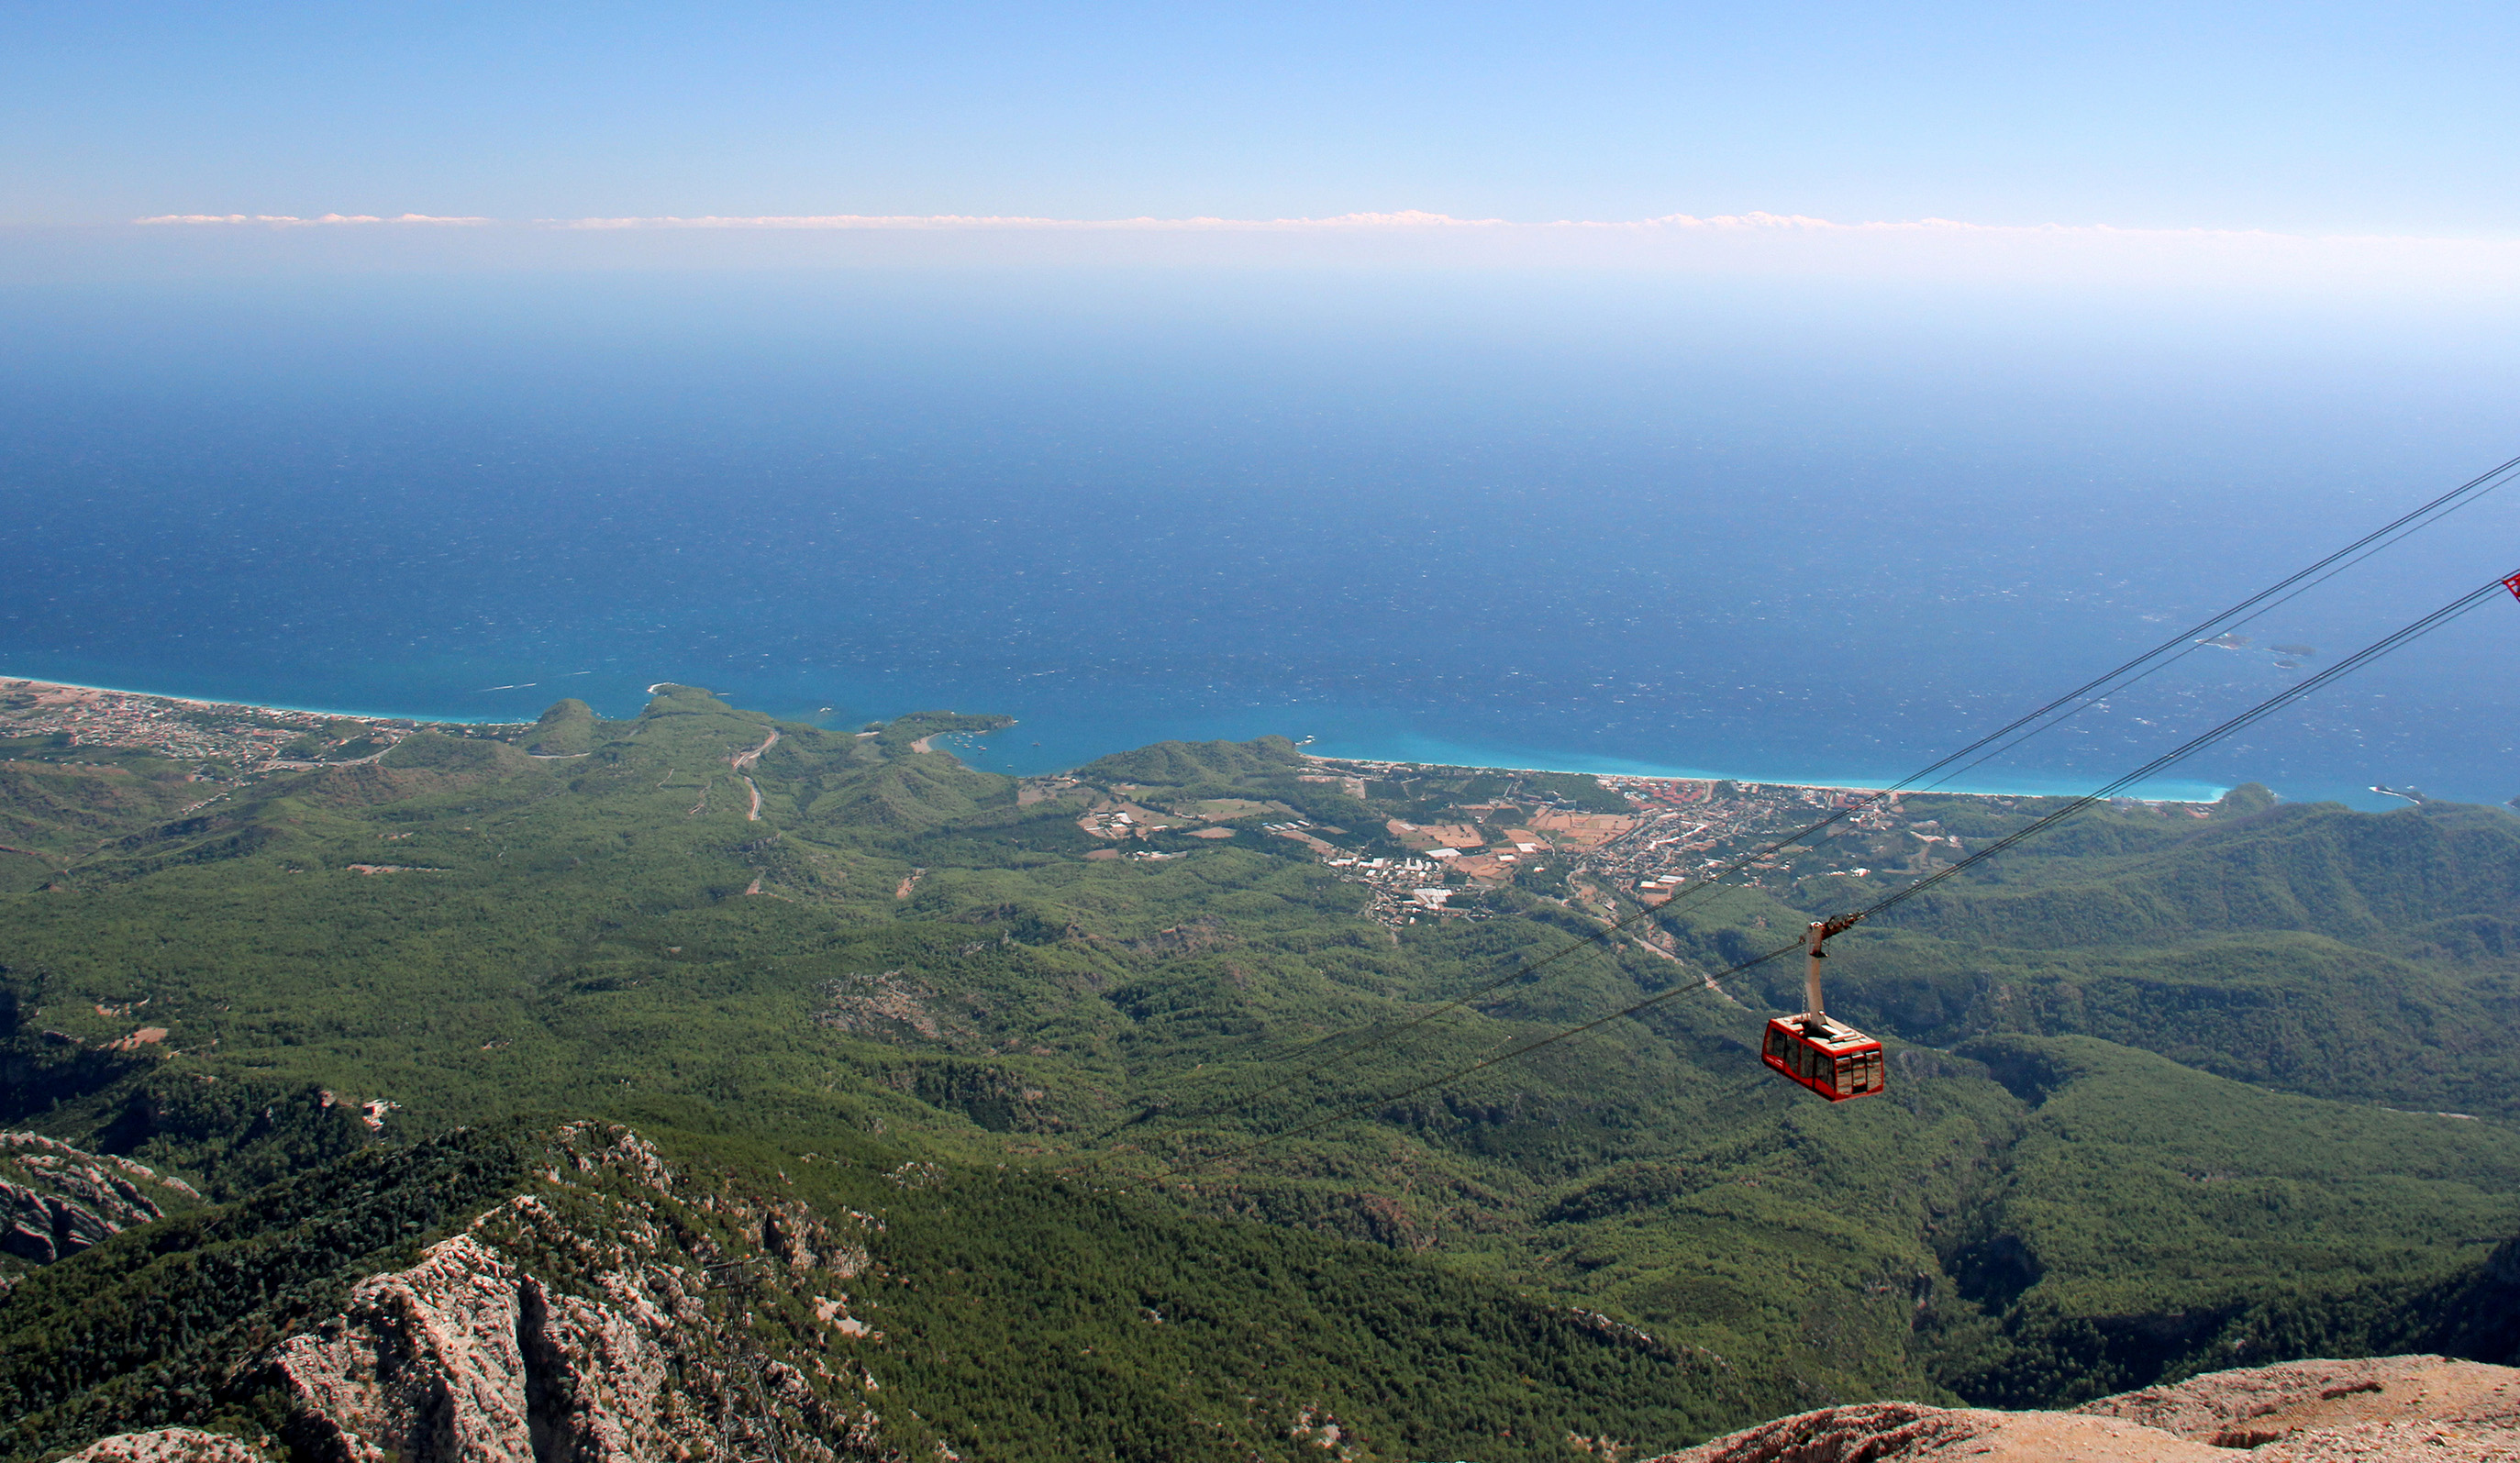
[6, 265, 2520, 809]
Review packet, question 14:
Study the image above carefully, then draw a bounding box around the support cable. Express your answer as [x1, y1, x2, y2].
[1098, 456, 2520, 1138]
[1181, 567, 2517, 1170]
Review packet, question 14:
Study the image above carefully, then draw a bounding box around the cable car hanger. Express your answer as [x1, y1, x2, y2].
[1760, 914, 1883, 1102]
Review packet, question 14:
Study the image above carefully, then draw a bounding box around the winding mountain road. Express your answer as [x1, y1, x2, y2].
[730, 729, 779, 770]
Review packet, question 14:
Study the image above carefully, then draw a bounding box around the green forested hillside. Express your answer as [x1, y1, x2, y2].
[1074, 735, 1308, 787]
[1926, 1035, 2520, 1403]
[0, 746, 207, 868]
[1, 689, 2516, 1460]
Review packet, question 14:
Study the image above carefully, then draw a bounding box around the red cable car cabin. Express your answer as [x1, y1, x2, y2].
[1762, 915, 1887, 1102]
[1762, 1014, 1885, 1101]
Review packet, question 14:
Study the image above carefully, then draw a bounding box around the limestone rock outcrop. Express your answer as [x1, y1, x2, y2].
[59, 1428, 264, 1463]
[270, 1233, 548, 1463]
[1653, 1355, 2520, 1463]
[2080, 1354, 2520, 1462]
[262, 1123, 889, 1463]
[1651, 1399, 2227, 1461]
[0, 1129, 200, 1267]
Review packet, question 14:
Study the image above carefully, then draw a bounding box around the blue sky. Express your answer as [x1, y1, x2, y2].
[6, 1, 2518, 233]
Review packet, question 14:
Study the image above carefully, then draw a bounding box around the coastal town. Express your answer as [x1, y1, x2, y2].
[1288, 759, 1937, 925]
[1033, 739, 2224, 930]
[0, 680, 507, 777]
[1287, 756, 2217, 924]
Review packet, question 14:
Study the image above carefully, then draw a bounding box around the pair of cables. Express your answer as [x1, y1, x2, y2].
[1096, 452, 2520, 1159]
[1184, 562, 2520, 1169]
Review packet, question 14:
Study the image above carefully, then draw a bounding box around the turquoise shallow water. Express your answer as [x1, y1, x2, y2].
[4, 270, 2517, 811]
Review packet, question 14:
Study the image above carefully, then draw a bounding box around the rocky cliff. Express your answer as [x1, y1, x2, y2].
[259, 1122, 892, 1463]
[1655, 1354, 2520, 1462]
[0, 1129, 200, 1272]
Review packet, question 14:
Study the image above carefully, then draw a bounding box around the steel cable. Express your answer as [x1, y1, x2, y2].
[1176, 566, 2518, 1170]
[1097, 456, 2520, 1140]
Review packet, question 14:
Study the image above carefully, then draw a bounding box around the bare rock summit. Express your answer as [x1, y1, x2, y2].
[1653, 1354, 2520, 1462]
[59, 1430, 263, 1463]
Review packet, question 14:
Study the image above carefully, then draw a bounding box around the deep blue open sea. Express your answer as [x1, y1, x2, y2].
[6, 267, 2520, 808]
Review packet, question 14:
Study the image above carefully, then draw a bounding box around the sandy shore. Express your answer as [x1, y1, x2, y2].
[1301, 751, 2221, 808]
[0, 677, 523, 727]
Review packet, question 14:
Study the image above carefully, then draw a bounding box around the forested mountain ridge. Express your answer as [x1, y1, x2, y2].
[1889, 793, 2520, 953]
[0, 687, 2515, 1461]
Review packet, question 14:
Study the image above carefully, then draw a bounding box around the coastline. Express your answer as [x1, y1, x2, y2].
[0, 676, 536, 775]
[2, 672, 2232, 805]
[1294, 746, 2231, 805]
[0, 673, 524, 728]
[1302, 752, 2226, 809]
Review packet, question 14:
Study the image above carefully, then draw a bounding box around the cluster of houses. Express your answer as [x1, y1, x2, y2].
[0, 681, 428, 772]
